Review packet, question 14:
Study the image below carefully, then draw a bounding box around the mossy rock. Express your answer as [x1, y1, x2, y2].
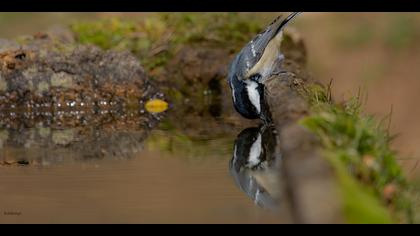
[0, 28, 163, 113]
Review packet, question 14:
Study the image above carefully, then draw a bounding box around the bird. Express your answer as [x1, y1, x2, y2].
[227, 12, 301, 123]
[229, 125, 281, 209]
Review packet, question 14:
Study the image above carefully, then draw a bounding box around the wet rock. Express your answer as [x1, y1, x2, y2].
[0, 28, 162, 112]
[0, 28, 167, 166]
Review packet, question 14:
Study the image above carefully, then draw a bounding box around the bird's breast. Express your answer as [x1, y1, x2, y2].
[244, 80, 261, 114]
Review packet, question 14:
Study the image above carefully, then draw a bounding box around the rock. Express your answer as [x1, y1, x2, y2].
[0, 28, 162, 112]
[0, 27, 167, 166]
[263, 48, 342, 224]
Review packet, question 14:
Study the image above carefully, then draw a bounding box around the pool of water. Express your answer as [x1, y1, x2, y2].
[0, 107, 288, 223]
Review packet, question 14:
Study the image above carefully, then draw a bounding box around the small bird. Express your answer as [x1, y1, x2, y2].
[227, 12, 301, 123]
[229, 125, 280, 209]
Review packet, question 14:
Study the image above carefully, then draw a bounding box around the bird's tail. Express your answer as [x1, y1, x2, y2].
[272, 12, 301, 38]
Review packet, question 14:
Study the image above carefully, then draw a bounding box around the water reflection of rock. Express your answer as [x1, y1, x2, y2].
[0, 109, 163, 166]
[229, 125, 284, 211]
[0, 27, 169, 167]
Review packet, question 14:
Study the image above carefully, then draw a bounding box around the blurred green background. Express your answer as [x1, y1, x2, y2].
[1, 12, 420, 177]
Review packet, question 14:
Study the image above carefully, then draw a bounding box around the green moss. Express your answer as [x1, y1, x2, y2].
[300, 83, 413, 223]
[70, 17, 170, 72]
[70, 13, 263, 73]
[159, 13, 262, 46]
[326, 151, 393, 224]
[70, 18, 136, 50]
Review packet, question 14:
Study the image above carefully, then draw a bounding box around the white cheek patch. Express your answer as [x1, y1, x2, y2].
[245, 80, 261, 114]
[247, 133, 262, 168]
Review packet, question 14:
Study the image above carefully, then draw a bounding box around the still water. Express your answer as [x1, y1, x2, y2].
[0, 107, 286, 223]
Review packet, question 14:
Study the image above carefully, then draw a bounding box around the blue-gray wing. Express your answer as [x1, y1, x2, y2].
[234, 15, 285, 79]
[233, 13, 301, 79]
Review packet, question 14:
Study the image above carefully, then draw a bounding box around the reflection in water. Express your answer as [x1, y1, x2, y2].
[0, 97, 286, 223]
[0, 108, 163, 166]
[229, 125, 283, 211]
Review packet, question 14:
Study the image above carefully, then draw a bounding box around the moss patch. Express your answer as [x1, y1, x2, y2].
[326, 151, 393, 223]
[70, 13, 263, 74]
[299, 83, 414, 223]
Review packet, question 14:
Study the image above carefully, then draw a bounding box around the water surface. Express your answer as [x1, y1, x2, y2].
[0, 109, 286, 223]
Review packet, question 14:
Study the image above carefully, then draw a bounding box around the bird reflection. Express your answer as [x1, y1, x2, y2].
[229, 124, 283, 210]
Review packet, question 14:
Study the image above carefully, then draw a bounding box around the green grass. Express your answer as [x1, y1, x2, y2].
[70, 17, 169, 72]
[299, 83, 414, 223]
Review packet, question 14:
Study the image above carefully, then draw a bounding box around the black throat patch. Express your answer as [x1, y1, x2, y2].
[230, 75, 264, 120]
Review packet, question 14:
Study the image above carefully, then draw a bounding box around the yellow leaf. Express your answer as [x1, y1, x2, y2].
[145, 99, 169, 114]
